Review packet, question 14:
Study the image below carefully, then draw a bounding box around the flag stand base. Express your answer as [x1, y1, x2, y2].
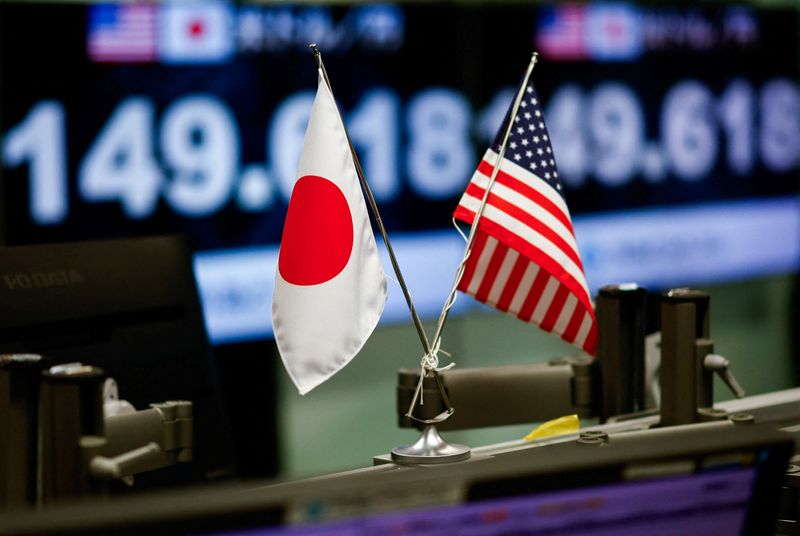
[390, 425, 470, 464]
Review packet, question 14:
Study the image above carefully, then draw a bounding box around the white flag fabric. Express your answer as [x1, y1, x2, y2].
[272, 70, 387, 395]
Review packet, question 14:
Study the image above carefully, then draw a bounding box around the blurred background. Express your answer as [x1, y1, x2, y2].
[1, 0, 798, 480]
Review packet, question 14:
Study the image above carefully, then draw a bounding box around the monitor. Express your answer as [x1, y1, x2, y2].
[0, 235, 237, 487]
[229, 469, 764, 535]
[1, 1, 798, 346]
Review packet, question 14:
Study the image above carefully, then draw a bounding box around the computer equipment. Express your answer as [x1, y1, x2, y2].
[0, 236, 236, 488]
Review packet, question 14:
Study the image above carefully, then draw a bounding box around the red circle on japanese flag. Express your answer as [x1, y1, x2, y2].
[279, 175, 354, 286]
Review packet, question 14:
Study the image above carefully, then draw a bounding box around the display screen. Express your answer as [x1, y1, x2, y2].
[209, 467, 758, 535]
[2, 2, 798, 343]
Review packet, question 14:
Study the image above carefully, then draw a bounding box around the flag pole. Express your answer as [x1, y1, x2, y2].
[429, 52, 539, 356]
[311, 45, 468, 463]
[309, 44, 432, 358]
[400, 53, 539, 432]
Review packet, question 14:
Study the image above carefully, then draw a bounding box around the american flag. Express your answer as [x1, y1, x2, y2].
[535, 5, 588, 61]
[453, 78, 597, 355]
[87, 4, 157, 63]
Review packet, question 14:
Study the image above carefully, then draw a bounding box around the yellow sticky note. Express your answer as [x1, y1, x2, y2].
[524, 414, 580, 441]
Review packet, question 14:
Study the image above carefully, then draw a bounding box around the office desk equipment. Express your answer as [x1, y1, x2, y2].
[0, 421, 791, 535]
[0, 237, 236, 506]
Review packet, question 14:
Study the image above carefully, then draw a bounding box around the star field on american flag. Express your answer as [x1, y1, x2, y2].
[493, 83, 564, 199]
[452, 70, 597, 355]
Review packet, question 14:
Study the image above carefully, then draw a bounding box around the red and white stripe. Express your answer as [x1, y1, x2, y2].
[454, 149, 597, 354]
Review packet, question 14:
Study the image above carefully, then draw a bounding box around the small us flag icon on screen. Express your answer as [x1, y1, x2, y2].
[87, 4, 157, 63]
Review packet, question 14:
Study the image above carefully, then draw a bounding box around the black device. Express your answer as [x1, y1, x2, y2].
[1, 1, 798, 347]
[0, 236, 236, 488]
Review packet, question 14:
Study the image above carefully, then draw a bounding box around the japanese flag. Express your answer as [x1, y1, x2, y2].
[272, 70, 387, 395]
[158, 2, 234, 64]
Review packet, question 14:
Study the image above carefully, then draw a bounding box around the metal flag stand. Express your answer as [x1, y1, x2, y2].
[395, 52, 542, 462]
[309, 44, 469, 464]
